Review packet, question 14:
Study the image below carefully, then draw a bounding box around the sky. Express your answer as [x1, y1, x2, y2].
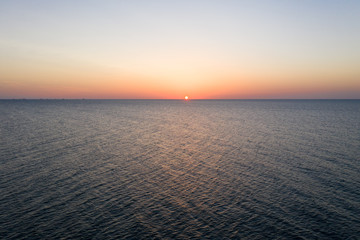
[0, 0, 359, 99]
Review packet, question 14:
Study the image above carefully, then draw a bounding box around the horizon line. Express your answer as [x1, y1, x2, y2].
[1, 98, 359, 101]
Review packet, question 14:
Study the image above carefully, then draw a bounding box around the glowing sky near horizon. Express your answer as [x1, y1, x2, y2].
[1, 0, 359, 99]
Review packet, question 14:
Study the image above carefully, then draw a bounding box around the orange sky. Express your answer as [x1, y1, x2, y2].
[1, 1, 359, 99]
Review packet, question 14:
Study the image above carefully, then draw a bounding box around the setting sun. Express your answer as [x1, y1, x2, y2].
[184, 96, 189, 100]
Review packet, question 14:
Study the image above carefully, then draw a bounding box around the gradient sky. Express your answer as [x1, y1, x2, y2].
[1, 0, 359, 99]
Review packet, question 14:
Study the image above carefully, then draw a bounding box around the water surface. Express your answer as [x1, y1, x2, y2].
[1, 100, 359, 239]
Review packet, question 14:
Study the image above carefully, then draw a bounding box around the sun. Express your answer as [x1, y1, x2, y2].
[184, 96, 189, 100]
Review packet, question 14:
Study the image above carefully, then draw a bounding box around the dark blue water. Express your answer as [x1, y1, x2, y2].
[1, 100, 359, 239]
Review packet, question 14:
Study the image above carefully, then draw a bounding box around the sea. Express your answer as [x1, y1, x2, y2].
[0, 99, 359, 239]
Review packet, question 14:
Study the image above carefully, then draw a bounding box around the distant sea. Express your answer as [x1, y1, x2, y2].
[1, 100, 359, 239]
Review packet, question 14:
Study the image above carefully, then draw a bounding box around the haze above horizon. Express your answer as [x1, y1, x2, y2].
[1, 0, 359, 99]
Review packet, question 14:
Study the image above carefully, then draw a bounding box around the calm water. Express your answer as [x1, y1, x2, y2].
[0, 100, 359, 239]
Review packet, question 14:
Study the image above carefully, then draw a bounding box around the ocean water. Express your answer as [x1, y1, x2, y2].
[0, 100, 359, 239]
